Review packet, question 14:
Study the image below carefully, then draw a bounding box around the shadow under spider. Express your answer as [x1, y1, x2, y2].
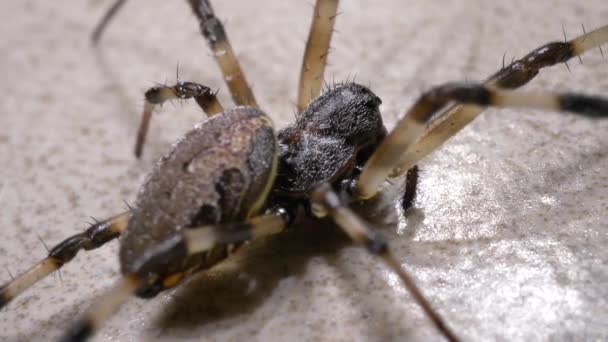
[153, 216, 351, 332]
[152, 191, 420, 335]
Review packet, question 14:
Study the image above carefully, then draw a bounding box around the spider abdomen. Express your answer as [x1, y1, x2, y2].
[119, 107, 277, 284]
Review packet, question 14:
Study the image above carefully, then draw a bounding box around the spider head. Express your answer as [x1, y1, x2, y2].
[275, 83, 387, 193]
[295, 82, 385, 146]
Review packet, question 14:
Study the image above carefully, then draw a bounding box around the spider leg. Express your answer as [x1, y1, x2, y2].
[60, 212, 288, 342]
[402, 165, 419, 211]
[297, 0, 340, 112]
[91, 0, 128, 44]
[356, 82, 608, 199]
[188, 0, 258, 107]
[92, 0, 257, 107]
[0, 212, 129, 310]
[390, 24, 608, 177]
[310, 183, 459, 342]
[183, 213, 287, 254]
[135, 81, 223, 158]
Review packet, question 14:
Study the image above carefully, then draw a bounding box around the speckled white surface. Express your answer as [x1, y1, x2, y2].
[1, 1, 607, 341]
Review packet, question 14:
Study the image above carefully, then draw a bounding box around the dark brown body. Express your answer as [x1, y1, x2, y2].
[120, 107, 277, 293]
[275, 83, 386, 194]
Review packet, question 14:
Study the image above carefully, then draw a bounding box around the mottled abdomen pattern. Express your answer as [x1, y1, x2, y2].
[120, 107, 277, 275]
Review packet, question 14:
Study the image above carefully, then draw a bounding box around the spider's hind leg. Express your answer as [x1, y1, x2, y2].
[0, 212, 129, 310]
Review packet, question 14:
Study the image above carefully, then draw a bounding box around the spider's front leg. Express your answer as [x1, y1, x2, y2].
[310, 183, 459, 342]
[390, 24, 608, 178]
[135, 82, 223, 158]
[356, 83, 608, 200]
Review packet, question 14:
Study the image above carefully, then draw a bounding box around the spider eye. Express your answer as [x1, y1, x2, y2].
[364, 95, 382, 109]
[371, 95, 382, 106]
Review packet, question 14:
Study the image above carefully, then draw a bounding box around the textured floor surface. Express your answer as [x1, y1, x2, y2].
[1, 1, 607, 341]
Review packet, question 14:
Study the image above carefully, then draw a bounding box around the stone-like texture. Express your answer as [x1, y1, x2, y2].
[1, 1, 607, 341]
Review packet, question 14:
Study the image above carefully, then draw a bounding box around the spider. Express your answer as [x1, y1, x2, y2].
[2, 0, 608, 341]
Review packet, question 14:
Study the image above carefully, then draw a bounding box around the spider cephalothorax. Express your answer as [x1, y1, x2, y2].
[276, 82, 386, 194]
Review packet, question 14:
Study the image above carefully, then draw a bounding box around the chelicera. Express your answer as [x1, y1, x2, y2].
[2, 1, 608, 341]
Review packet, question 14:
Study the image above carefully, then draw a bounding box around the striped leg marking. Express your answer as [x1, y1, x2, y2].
[138, 214, 288, 271]
[135, 81, 223, 158]
[356, 83, 608, 200]
[184, 214, 287, 255]
[60, 213, 287, 342]
[116, 214, 288, 295]
[0, 212, 129, 310]
[297, 0, 340, 113]
[188, 0, 258, 107]
[92, 0, 257, 107]
[310, 183, 460, 342]
[390, 24, 608, 177]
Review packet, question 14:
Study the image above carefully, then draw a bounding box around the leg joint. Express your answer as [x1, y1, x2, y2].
[48, 234, 86, 264]
[175, 82, 213, 99]
[144, 87, 170, 104]
[48, 218, 122, 263]
[199, 16, 226, 48]
[189, 0, 227, 47]
[364, 230, 388, 255]
[428, 83, 492, 106]
[271, 205, 297, 227]
[489, 41, 575, 88]
[522, 41, 575, 68]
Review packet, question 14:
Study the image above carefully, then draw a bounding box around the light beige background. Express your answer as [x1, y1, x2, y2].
[1, 1, 607, 341]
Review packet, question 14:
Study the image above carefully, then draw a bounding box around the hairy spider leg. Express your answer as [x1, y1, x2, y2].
[188, 0, 258, 107]
[356, 83, 608, 198]
[310, 183, 459, 342]
[389, 24, 608, 179]
[135, 82, 223, 158]
[92, 0, 257, 107]
[61, 213, 288, 342]
[0, 212, 129, 310]
[297, 0, 340, 113]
